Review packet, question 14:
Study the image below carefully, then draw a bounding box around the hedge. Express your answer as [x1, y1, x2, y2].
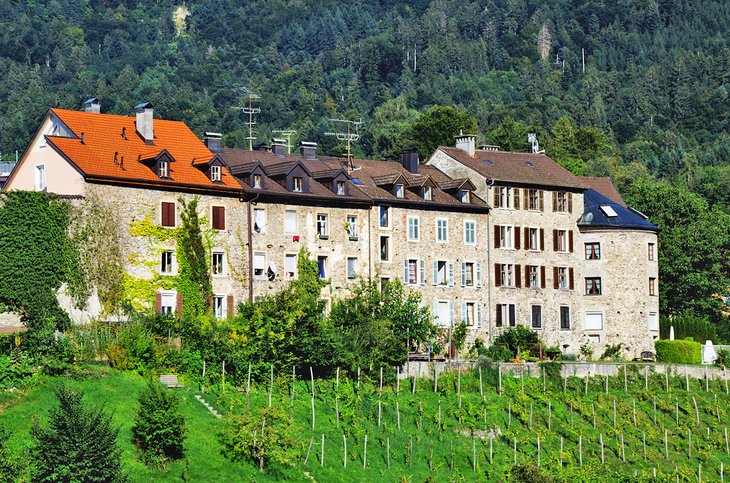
[655, 339, 702, 364]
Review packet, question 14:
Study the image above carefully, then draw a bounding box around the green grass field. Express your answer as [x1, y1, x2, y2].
[3, 364, 730, 481]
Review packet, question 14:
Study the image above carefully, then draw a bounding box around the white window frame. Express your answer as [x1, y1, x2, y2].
[285, 253, 298, 280]
[160, 250, 175, 275]
[556, 191, 568, 212]
[34, 164, 46, 191]
[434, 260, 449, 286]
[253, 252, 266, 278]
[423, 186, 432, 201]
[159, 160, 169, 178]
[528, 265, 539, 289]
[435, 300, 451, 328]
[557, 229, 568, 252]
[293, 176, 303, 192]
[585, 277, 602, 295]
[499, 186, 512, 209]
[160, 291, 176, 315]
[395, 184, 405, 198]
[406, 259, 418, 285]
[558, 267, 568, 290]
[317, 256, 328, 279]
[213, 294, 226, 319]
[210, 165, 221, 182]
[212, 251, 225, 276]
[347, 257, 357, 280]
[436, 218, 448, 243]
[252, 173, 262, 189]
[528, 189, 540, 210]
[336, 180, 346, 195]
[460, 190, 471, 204]
[585, 311, 604, 331]
[346, 215, 358, 238]
[253, 208, 266, 234]
[407, 216, 420, 241]
[284, 210, 297, 234]
[464, 220, 476, 245]
[316, 213, 329, 237]
[500, 264, 514, 287]
[379, 235, 390, 262]
[463, 261, 475, 287]
[500, 225, 514, 249]
[528, 227, 539, 251]
[379, 206, 390, 229]
[585, 242, 600, 260]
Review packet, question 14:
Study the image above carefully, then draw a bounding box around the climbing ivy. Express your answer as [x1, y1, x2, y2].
[177, 197, 213, 316]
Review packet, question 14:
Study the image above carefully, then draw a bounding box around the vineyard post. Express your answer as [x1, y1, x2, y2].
[654, 396, 657, 425]
[363, 434, 367, 469]
[613, 400, 617, 428]
[705, 366, 708, 392]
[222, 360, 225, 394]
[664, 429, 669, 459]
[548, 400, 552, 430]
[479, 366, 483, 397]
[458, 363, 462, 418]
[699, 463, 702, 483]
[450, 439, 454, 470]
[513, 436, 517, 464]
[335, 367, 339, 428]
[357, 367, 360, 389]
[592, 403, 596, 429]
[343, 435, 347, 468]
[621, 432, 625, 462]
[624, 365, 627, 393]
[692, 396, 699, 424]
[246, 363, 251, 411]
[378, 400, 381, 427]
[721, 462, 724, 482]
[489, 437, 493, 464]
[529, 401, 533, 429]
[291, 365, 296, 420]
[310, 367, 315, 430]
[202, 360, 206, 394]
[645, 365, 649, 390]
[429, 439, 433, 470]
[379, 367, 383, 395]
[676, 399, 679, 426]
[579, 434, 583, 466]
[438, 399, 441, 428]
[508, 401, 511, 429]
[304, 436, 314, 464]
[483, 399, 487, 431]
[268, 364, 273, 408]
[396, 366, 400, 394]
[473, 437, 477, 471]
[537, 436, 540, 467]
[498, 365, 502, 396]
[643, 431, 647, 461]
[633, 399, 637, 427]
[666, 369, 669, 393]
[725, 377, 728, 395]
[434, 364, 438, 393]
[396, 401, 401, 430]
[542, 365, 546, 393]
[410, 436, 414, 468]
[321, 434, 325, 466]
[600, 432, 604, 464]
[560, 437, 563, 467]
[387, 437, 391, 468]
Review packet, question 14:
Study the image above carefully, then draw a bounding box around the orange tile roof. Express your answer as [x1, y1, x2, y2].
[46, 109, 241, 192]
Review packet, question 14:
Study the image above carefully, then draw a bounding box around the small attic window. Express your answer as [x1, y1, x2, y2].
[159, 160, 169, 178]
[336, 180, 346, 195]
[600, 205, 618, 217]
[252, 173, 262, 189]
[210, 165, 221, 182]
[395, 184, 405, 198]
[293, 176, 303, 192]
[423, 186, 432, 201]
[460, 189, 471, 204]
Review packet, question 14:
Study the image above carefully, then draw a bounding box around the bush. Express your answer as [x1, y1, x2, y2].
[133, 381, 186, 464]
[0, 427, 21, 481]
[659, 314, 717, 343]
[490, 326, 541, 361]
[716, 349, 730, 367]
[655, 339, 702, 364]
[600, 343, 625, 361]
[31, 385, 125, 482]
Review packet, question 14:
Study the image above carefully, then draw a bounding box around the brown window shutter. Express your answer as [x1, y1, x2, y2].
[553, 267, 559, 289]
[494, 225, 501, 248]
[514, 188, 520, 210]
[515, 265, 521, 288]
[227, 295, 234, 316]
[495, 264, 501, 287]
[524, 191, 529, 210]
[493, 189, 500, 208]
[552, 230, 558, 251]
[514, 226, 521, 249]
[541, 266, 546, 288]
[524, 227, 529, 250]
[176, 293, 183, 315]
[496, 306, 502, 327]
[568, 193, 573, 213]
[569, 268, 574, 290]
[569, 230, 574, 252]
[539, 190, 544, 211]
[161, 203, 170, 226]
[213, 206, 226, 230]
[168, 203, 176, 227]
[540, 228, 545, 251]
[155, 292, 162, 314]
[552, 192, 558, 212]
[525, 265, 531, 287]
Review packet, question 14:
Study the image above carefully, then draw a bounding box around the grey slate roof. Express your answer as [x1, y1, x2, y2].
[578, 189, 659, 232]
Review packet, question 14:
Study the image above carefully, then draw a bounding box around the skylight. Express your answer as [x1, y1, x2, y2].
[600, 205, 618, 217]
[526, 161, 535, 167]
[352, 178, 363, 185]
[485, 159, 494, 165]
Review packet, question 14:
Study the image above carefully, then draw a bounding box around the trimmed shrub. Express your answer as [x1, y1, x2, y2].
[133, 381, 186, 464]
[655, 339, 702, 364]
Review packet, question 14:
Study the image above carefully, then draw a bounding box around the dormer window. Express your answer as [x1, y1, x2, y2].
[336, 180, 346, 195]
[253, 174, 262, 189]
[293, 176, 303, 192]
[460, 190, 471, 204]
[395, 184, 405, 198]
[159, 160, 169, 178]
[210, 165, 221, 182]
[423, 186, 432, 201]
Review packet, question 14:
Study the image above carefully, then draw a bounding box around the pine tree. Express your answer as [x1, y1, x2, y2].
[133, 382, 187, 464]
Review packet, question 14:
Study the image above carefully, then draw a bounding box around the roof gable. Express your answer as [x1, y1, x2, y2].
[579, 189, 659, 232]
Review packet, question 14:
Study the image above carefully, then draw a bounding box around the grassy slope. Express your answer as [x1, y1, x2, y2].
[3, 365, 730, 481]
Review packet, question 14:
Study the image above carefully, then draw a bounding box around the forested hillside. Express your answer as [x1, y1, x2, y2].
[0, 0, 728, 325]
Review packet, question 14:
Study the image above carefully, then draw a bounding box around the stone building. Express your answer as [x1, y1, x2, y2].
[427, 135, 659, 358]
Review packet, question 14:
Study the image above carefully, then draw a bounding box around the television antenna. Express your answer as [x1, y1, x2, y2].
[231, 93, 261, 150]
[325, 118, 362, 163]
[272, 129, 297, 155]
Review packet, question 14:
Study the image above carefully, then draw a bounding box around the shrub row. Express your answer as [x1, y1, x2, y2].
[655, 339, 702, 364]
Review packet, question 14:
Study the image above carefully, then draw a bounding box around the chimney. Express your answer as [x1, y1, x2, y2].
[271, 138, 287, 156]
[299, 141, 317, 160]
[204, 132, 222, 153]
[455, 130, 476, 156]
[83, 97, 100, 114]
[134, 102, 154, 144]
[401, 148, 419, 173]
[479, 144, 500, 151]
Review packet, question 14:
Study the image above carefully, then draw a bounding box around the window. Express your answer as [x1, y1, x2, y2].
[531, 305, 542, 328]
[585, 277, 602, 295]
[554, 191, 569, 212]
[585, 312, 603, 331]
[284, 210, 297, 233]
[498, 264, 514, 287]
[556, 230, 567, 252]
[285, 254, 298, 279]
[395, 184, 405, 198]
[161, 202, 176, 227]
[499, 225, 514, 249]
[407, 217, 420, 241]
[211, 165, 221, 182]
[252, 173, 262, 189]
[460, 190, 471, 204]
[160, 250, 174, 274]
[599, 205, 618, 217]
[317, 256, 328, 279]
[293, 176, 303, 192]
[648, 312, 659, 332]
[649, 277, 657, 296]
[423, 186, 432, 201]
[588, 335, 601, 343]
[379, 206, 390, 228]
[648, 243, 655, 261]
[435, 301, 451, 328]
[496, 304, 516, 327]
[213, 295, 226, 318]
[379, 236, 390, 261]
[336, 180, 346, 195]
[528, 265, 539, 288]
[346, 215, 358, 238]
[316, 214, 328, 238]
[557, 267, 568, 290]
[527, 228, 539, 250]
[212, 206, 225, 230]
[464, 220, 476, 245]
[34, 164, 46, 191]
[498, 187, 512, 208]
[560, 306, 570, 329]
[405, 259, 418, 285]
[436, 219, 448, 243]
[462, 301, 477, 326]
[253, 208, 265, 233]
[434, 260, 449, 286]
[528, 189, 540, 210]
[585, 242, 601, 260]
[462, 262, 476, 287]
[159, 160, 169, 178]
[212, 251, 225, 276]
[253, 252, 265, 278]
[160, 292, 176, 315]
[347, 257, 357, 279]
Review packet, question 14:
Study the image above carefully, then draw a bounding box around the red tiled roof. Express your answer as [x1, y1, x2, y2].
[580, 176, 626, 207]
[435, 147, 585, 189]
[46, 109, 241, 192]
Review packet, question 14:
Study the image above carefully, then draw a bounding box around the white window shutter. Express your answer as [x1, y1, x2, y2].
[460, 262, 466, 287]
[476, 263, 482, 287]
[432, 301, 439, 323]
[477, 304, 483, 328]
[449, 301, 455, 326]
[432, 260, 438, 285]
[419, 260, 425, 284]
[448, 262, 454, 287]
[403, 259, 409, 283]
[460, 302, 466, 323]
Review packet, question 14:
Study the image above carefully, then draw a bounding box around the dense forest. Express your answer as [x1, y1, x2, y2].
[0, 0, 728, 328]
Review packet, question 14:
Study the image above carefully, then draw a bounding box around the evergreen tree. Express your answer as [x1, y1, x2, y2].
[133, 382, 187, 464]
